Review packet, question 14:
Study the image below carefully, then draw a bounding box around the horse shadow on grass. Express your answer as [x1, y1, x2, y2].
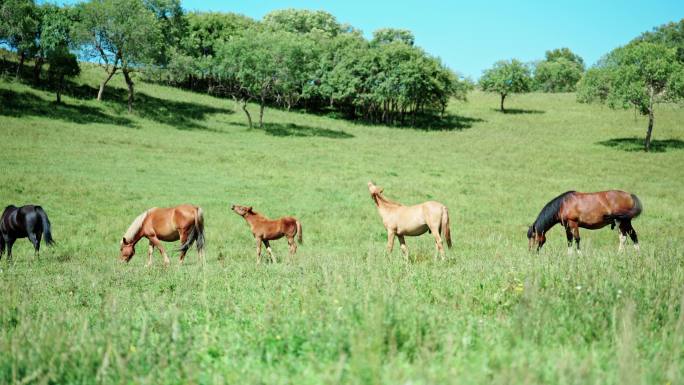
[597, 137, 684, 153]
[0, 88, 135, 126]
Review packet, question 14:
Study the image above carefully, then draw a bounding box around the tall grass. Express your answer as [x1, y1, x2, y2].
[1, 62, 683, 384]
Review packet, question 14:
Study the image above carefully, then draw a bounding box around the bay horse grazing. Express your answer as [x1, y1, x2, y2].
[120, 204, 205, 266]
[527, 190, 642, 254]
[1, 205, 54, 260]
[368, 182, 452, 261]
[231, 204, 302, 264]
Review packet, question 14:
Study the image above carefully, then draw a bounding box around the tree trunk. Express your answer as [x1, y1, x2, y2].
[16, 51, 25, 79]
[33, 56, 43, 85]
[259, 100, 265, 128]
[242, 100, 253, 129]
[123, 69, 134, 113]
[645, 108, 654, 152]
[98, 66, 118, 101]
[500, 94, 506, 112]
[56, 75, 63, 104]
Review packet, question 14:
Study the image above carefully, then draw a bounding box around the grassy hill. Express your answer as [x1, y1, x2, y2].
[1, 61, 683, 384]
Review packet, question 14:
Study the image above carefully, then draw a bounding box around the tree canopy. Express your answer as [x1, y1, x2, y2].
[534, 48, 584, 92]
[577, 41, 684, 151]
[479, 59, 532, 111]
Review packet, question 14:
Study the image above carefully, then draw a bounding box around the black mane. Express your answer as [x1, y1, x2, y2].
[531, 191, 575, 235]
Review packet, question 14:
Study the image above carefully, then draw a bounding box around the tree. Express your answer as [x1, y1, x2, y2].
[47, 49, 79, 103]
[577, 42, 684, 151]
[635, 19, 684, 63]
[0, 0, 39, 78]
[479, 59, 532, 112]
[534, 48, 584, 92]
[33, 4, 75, 86]
[544, 47, 585, 70]
[263, 9, 346, 37]
[371, 28, 415, 46]
[74, 0, 162, 111]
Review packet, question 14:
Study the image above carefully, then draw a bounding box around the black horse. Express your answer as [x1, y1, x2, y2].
[0, 205, 54, 260]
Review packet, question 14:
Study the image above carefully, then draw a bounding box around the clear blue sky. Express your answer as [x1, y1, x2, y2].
[181, 0, 683, 79]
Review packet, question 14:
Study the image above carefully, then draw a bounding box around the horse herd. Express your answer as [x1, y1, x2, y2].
[0, 181, 643, 265]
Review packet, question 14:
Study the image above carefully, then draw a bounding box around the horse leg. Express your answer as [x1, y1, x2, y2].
[622, 220, 640, 252]
[255, 237, 262, 265]
[427, 222, 444, 260]
[398, 235, 409, 262]
[150, 236, 170, 266]
[617, 221, 627, 253]
[386, 231, 395, 254]
[28, 232, 40, 259]
[178, 229, 188, 264]
[264, 240, 276, 263]
[565, 226, 574, 255]
[146, 242, 154, 267]
[569, 222, 581, 255]
[6, 237, 15, 261]
[287, 236, 296, 259]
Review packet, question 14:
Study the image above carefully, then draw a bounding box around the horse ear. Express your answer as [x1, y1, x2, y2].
[122, 237, 127, 245]
[247, 206, 253, 213]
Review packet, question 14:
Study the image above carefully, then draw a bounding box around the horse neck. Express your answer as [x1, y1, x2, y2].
[374, 194, 401, 213]
[243, 212, 263, 227]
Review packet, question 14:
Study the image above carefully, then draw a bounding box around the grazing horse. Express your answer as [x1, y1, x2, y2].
[0, 205, 54, 260]
[120, 204, 205, 266]
[527, 190, 642, 253]
[368, 182, 452, 261]
[231, 204, 302, 264]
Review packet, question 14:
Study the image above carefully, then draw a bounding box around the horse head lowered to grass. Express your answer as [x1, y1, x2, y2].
[527, 190, 642, 253]
[120, 204, 205, 266]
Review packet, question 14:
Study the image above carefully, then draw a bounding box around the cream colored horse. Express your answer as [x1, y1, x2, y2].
[368, 182, 452, 260]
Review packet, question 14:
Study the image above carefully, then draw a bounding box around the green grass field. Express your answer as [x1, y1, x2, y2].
[1, 62, 684, 384]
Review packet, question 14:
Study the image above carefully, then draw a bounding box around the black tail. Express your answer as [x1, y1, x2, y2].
[630, 194, 643, 218]
[35, 206, 54, 246]
[179, 207, 205, 254]
[0, 234, 5, 256]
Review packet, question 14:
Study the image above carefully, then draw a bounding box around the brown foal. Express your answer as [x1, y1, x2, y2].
[231, 204, 302, 264]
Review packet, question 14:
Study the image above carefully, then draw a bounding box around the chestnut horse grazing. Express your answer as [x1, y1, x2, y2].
[527, 190, 642, 253]
[231, 204, 302, 264]
[120, 204, 205, 266]
[368, 182, 452, 261]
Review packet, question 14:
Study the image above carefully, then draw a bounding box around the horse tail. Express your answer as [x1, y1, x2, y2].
[629, 194, 643, 219]
[442, 206, 452, 249]
[35, 206, 54, 246]
[0, 234, 5, 256]
[296, 220, 303, 244]
[195, 207, 205, 253]
[179, 207, 205, 253]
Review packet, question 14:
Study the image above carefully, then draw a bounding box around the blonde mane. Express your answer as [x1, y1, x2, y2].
[373, 192, 401, 207]
[123, 210, 150, 242]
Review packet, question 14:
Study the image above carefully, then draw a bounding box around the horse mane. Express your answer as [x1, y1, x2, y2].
[373, 192, 401, 207]
[123, 209, 150, 242]
[532, 191, 576, 234]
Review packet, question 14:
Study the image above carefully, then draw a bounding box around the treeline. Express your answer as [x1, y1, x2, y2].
[0, 0, 472, 127]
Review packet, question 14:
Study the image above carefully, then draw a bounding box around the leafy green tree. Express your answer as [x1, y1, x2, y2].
[534, 48, 584, 92]
[47, 48, 79, 103]
[479, 59, 532, 112]
[32, 4, 75, 85]
[371, 28, 415, 46]
[143, 0, 187, 68]
[544, 47, 585, 70]
[263, 9, 345, 37]
[74, 0, 162, 111]
[577, 42, 684, 151]
[635, 19, 684, 62]
[0, 0, 39, 78]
